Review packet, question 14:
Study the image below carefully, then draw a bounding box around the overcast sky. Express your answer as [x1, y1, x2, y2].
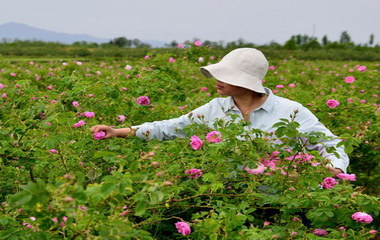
[1, 0, 379, 45]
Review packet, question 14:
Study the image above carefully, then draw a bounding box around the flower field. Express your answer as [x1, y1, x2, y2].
[0, 45, 379, 239]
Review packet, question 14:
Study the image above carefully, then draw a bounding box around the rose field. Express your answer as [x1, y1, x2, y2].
[0, 45, 379, 239]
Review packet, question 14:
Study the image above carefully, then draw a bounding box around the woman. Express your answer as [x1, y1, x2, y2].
[90, 48, 348, 175]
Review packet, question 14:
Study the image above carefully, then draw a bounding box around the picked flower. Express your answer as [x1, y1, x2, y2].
[351, 212, 373, 223]
[190, 135, 203, 150]
[93, 131, 106, 140]
[175, 221, 191, 235]
[206, 131, 222, 143]
[185, 168, 203, 179]
[136, 96, 150, 106]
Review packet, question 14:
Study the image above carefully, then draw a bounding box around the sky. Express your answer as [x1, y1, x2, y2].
[1, 0, 379, 45]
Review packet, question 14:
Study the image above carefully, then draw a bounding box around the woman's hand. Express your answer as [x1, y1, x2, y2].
[90, 125, 118, 139]
[328, 167, 343, 176]
[90, 125, 135, 139]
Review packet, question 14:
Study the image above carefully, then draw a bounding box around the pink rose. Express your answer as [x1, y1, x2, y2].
[73, 120, 86, 128]
[351, 212, 373, 223]
[344, 76, 355, 83]
[119, 210, 130, 216]
[336, 173, 356, 181]
[136, 96, 150, 106]
[175, 221, 191, 235]
[72, 101, 79, 107]
[185, 168, 203, 179]
[84, 111, 95, 118]
[168, 57, 176, 63]
[326, 99, 340, 108]
[117, 115, 126, 122]
[245, 164, 265, 175]
[357, 66, 366, 71]
[322, 177, 338, 189]
[206, 131, 222, 143]
[313, 229, 328, 236]
[49, 149, 59, 154]
[190, 135, 203, 150]
[93, 131, 106, 140]
[194, 41, 202, 46]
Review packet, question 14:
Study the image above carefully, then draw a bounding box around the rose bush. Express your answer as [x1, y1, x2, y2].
[0, 46, 379, 239]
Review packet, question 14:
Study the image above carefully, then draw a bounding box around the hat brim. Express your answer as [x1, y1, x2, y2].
[200, 64, 266, 94]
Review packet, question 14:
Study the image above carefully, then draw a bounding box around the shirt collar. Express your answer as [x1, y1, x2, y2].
[223, 87, 275, 113]
[259, 88, 275, 113]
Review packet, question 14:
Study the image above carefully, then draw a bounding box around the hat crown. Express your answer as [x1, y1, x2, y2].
[200, 48, 268, 94]
[221, 48, 268, 79]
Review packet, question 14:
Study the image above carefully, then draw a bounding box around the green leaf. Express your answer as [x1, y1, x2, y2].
[134, 202, 147, 217]
[101, 182, 116, 196]
[94, 151, 117, 159]
[275, 126, 287, 138]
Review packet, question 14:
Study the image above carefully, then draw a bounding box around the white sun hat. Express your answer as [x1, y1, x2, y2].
[200, 48, 269, 94]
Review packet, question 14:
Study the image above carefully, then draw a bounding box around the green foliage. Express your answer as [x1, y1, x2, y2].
[0, 46, 379, 239]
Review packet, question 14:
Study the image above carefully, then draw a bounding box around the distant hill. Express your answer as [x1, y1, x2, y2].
[0, 22, 166, 47]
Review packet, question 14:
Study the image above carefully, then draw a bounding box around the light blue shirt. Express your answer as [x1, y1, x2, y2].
[132, 88, 349, 172]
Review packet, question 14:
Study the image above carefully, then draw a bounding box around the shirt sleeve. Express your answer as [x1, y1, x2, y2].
[131, 100, 219, 141]
[295, 105, 349, 173]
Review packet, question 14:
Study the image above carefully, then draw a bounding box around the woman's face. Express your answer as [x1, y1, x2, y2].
[215, 80, 251, 96]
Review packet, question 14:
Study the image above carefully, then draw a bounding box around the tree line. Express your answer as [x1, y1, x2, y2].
[105, 31, 377, 50]
[1, 31, 380, 61]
